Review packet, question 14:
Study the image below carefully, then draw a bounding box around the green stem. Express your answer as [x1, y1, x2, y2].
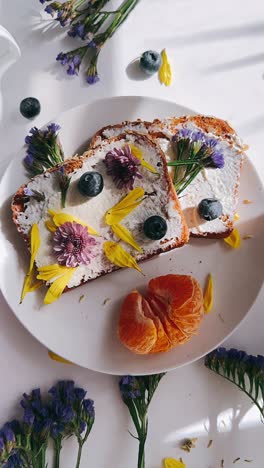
[175, 165, 201, 195]
[168, 159, 202, 166]
[137, 413, 147, 468]
[54, 438, 62, 468]
[75, 442, 83, 468]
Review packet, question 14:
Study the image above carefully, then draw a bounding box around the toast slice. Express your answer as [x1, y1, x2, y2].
[90, 116, 246, 238]
[12, 132, 189, 294]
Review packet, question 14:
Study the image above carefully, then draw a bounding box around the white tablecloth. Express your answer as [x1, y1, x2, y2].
[0, 0, 263, 466]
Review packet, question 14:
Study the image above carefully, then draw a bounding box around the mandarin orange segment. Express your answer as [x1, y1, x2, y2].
[142, 298, 172, 353]
[118, 291, 157, 354]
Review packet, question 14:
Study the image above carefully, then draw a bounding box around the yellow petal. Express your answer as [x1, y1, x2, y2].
[29, 224, 41, 272]
[105, 188, 144, 225]
[48, 351, 73, 365]
[20, 267, 43, 303]
[111, 224, 142, 252]
[44, 268, 75, 305]
[103, 241, 142, 273]
[48, 210, 99, 236]
[129, 144, 158, 174]
[159, 49, 172, 86]
[45, 220, 57, 232]
[204, 273, 213, 314]
[163, 458, 186, 468]
[223, 228, 241, 249]
[234, 212, 240, 221]
[37, 264, 70, 281]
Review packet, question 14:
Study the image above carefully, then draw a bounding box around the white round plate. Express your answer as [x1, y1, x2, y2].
[0, 96, 263, 375]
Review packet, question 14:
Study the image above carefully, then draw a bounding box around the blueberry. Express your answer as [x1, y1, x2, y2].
[143, 215, 167, 240]
[20, 97, 41, 119]
[78, 172, 104, 197]
[198, 198, 223, 221]
[139, 50, 161, 75]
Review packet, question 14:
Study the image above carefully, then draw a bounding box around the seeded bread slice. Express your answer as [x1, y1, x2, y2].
[90, 116, 246, 238]
[12, 132, 189, 292]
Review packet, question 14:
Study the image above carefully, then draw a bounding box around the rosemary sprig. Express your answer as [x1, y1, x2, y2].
[205, 347, 264, 419]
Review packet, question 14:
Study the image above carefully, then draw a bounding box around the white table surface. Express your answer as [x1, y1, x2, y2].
[0, 0, 264, 466]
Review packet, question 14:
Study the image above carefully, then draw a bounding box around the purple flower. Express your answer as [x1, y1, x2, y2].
[49, 380, 75, 402]
[119, 375, 141, 400]
[23, 408, 35, 426]
[205, 138, 218, 148]
[207, 150, 225, 169]
[104, 145, 142, 190]
[4, 452, 23, 468]
[68, 22, 85, 39]
[56, 52, 69, 66]
[8, 421, 21, 436]
[24, 187, 34, 197]
[67, 55, 81, 76]
[24, 153, 34, 167]
[47, 123, 61, 134]
[0, 437, 4, 451]
[173, 128, 192, 142]
[191, 131, 205, 142]
[45, 4, 54, 15]
[79, 420, 86, 433]
[86, 72, 99, 84]
[53, 222, 98, 267]
[39, 0, 47, 4]
[1, 424, 15, 443]
[83, 399, 95, 418]
[74, 388, 87, 401]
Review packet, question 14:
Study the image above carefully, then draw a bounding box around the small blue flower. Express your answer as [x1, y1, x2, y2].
[56, 52, 70, 66]
[1, 424, 15, 443]
[3, 451, 23, 468]
[79, 420, 86, 434]
[23, 408, 35, 426]
[45, 5, 54, 15]
[0, 436, 4, 451]
[74, 388, 87, 401]
[67, 55, 81, 76]
[47, 123, 61, 134]
[8, 421, 21, 436]
[83, 399, 95, 418]
[191, 131, 205, 143]
[205, 138, 218, 148]
[209, 150, 224, 169]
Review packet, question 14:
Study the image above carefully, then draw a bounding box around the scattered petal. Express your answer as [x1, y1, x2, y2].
[103, 297, 111, 305]
[223, 228, 241, 249]
[48, 209, 99, 236]
[79, 294, 85, 303]
[103, 241, 142, 273]
[181, 438, 197, 452]
[204, 273, 213, 314]
[243, 234, 253, 240]
[129, 144, 158, 174]
[163, 458, 186, 468]
[105, 188, 145, 225]
[159, 49, 172, 86]
[29, 224, 41, 272]
[43, 268, 75, 304]
[234, 212, 240, 221]
[45, 219, 57, 232]
[48, 350, 73, 364]
[111, 224, 142, 252]
[37, 264, 71, 282]
[20, 267, 43, 303]
[233, 458, 240, 464]
[243, 199, 252, 204]
[207, 439, 213, 448]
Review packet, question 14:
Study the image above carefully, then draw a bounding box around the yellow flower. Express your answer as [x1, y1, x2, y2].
[20, 224, 42, 302]
[204, 273, 213, 314]
[163, 458, 186, 468]
[159, 49, 172, 86]
[129, 144, 158, 174]
[111, 224, 142, 252]
[37, 264, 75, 305]
[46, 210, 99, 236]
[48, 350, 73, 364]
[223, 228, 241, 249]
[103, 241, 142, 273]
[105, 187, 145, 225]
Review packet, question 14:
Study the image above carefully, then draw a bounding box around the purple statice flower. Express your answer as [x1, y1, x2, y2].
[8, 421, 21, 436]
[83, 399, 95, 419]
[24, 187, 34, 197]
[53, 222, 97, 267]
[3, 452, 23, 468]
[205, 137, 218, 148]
[207, 150, 225, 169]
[20, 388, 52, 438]
[104, 145, 142, 190]
[191, 131, 205, 142]
[68, 22, 85, 39]
[74, 388, 87, 401]
[67, 55, 81, 76]
[79, 420, 86, 434]
[86, 71, 99, 84]
[23, 408, 35, 426]
[24, 153, 34, 168]
[56, 52, 70, 66]
[49, 380, 75, 402]
[172, 128, 192, 142]
[119, 376, 141, 400]
[45, 4, 55, 15]
[47, 123, 61, 134]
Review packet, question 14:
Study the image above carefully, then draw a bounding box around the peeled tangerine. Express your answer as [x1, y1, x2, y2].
[118, 274, 204, 354]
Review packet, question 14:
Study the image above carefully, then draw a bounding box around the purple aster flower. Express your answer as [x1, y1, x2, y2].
[83, 399, 95, 418]
[104, 145, 142, 190]
[53, 222, 98, 267]
[207, 150, 225, 169]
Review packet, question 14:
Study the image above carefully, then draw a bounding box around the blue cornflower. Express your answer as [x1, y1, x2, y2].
[83, 399, 95, 419]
